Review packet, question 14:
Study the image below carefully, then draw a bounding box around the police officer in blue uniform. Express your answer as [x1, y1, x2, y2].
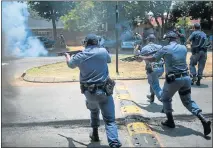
[187, 23, 208, 86]
[64, 34, 121, 148]
[139, 31, 211, 136]
[135, 34, 164, 102]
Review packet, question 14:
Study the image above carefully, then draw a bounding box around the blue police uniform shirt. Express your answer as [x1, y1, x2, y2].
[141, 43, 164, 68]
[189, 30, 207, 48]
[68, 45, 111, 83]
[153, 41, 188, 74]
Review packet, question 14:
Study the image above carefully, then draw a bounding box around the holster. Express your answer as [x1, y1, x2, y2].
[191, 47, 199, 55]
[80, 78, 115, 96]
[166, 73, 176, 84]
[80, 84, 97, 94]
[104, 78, 115, 96]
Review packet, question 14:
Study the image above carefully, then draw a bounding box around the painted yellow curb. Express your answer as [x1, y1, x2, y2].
[116, 94, 132, 100]
[127, 122, 153, 136]
[121, 105, 142, 115]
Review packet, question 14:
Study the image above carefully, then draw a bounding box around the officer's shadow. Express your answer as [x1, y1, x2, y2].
[58, 134, 108, 147]
[149, 123, 211, 140]
[191, 83, 209, 88]
[135, 101, 164, 113]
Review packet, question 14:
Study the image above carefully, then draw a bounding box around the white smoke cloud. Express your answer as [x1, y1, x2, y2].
[2, 1, 48, 57]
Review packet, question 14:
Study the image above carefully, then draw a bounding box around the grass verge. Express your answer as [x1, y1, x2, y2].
[26, 51, 212, 80]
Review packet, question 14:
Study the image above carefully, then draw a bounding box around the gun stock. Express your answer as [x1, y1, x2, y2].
[57, 50, 82, 56]
[140, 50, 157, 56]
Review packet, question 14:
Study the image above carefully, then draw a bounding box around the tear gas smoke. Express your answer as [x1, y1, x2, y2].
[2, 1, 48, 57]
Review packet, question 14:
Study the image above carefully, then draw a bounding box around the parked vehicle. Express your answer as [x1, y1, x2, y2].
[36, 36, 56, 48]
[120, 32, 142, 50]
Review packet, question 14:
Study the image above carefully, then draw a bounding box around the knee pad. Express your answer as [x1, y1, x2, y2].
[178, 89, 191, 96]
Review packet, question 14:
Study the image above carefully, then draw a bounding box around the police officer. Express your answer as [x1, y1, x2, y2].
[187, 23, 208, 86]
[64, 34, 122, 148]
[60, 33, 66, 46]
[135, 34, 164, 102]
[139, 31, 211, 136]
[175, 26, 186, 45]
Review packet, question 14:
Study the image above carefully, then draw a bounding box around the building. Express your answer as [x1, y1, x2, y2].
[27, 17, 64, 40]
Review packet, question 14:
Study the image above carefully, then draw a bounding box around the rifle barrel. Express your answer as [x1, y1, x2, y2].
[57, 50, 82, 56]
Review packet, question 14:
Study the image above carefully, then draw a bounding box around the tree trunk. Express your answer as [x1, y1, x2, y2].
[155, 17, 161, 38]
[161, 16, 165, 38]
[51, 9, 57, 40]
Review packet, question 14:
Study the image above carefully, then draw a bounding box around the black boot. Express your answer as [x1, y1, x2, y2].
[191, 76, 197, 85]
[147, 94, 155, 102]
[197, 113, 211, 136]
[196, 77, 201, 86]
[89, 128, 100, 142]
[161, 112, 175, 128]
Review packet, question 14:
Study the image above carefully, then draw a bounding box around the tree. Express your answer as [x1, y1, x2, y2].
[188, 1, 213, 30]
[61, 1, 104, 32]
[171, 1, 213, 30]
[28, 1, 74, 40]
[146, 1, 173, 37]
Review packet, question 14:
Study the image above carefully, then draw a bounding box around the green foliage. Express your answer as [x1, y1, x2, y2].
[28, 1, 74, 21]
[60, 1, 149, 32]
[61, 1, 103, 32]
[176, 17, 191, 27]
[171, 1, 213, 29]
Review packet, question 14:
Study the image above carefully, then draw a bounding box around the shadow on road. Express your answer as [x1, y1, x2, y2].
[136, 102, 164, 113]
[191, 83, 209, 88]
[58, 134, 108, 147]
[150, 123, 211, 140]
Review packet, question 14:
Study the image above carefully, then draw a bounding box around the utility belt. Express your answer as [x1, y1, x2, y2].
[166, 72, 189, 84]
[192, 47, 207, 54]
[80, 78, 115, 96]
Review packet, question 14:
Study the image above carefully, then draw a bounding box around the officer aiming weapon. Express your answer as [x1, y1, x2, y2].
[57, 50, 82, 56]
[120, 50, 158, 62]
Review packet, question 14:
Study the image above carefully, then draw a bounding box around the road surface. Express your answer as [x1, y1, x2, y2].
[2, 57, 212, 147]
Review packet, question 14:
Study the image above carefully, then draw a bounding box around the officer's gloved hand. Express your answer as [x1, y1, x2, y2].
[134, 48, 140, 56]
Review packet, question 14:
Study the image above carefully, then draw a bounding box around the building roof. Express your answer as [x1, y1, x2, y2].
[149, 17, 200, 27]
[27, 17, 64, 29]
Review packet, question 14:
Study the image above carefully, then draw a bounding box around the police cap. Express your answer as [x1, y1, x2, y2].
[84, 34, 99, 46]
[146, 34, 156, 40]
[194, 23, 201, 29]
[163, 31, 178, 39]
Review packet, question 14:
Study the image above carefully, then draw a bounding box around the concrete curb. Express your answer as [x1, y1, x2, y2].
[115, 83, 163, 147]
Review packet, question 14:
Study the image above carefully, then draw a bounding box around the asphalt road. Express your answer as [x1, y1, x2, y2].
[1, 57, 212, 147]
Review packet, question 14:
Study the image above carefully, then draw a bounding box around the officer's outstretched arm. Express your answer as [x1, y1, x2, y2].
[66, 53, 83, 69]
[140, 56, 156, 62]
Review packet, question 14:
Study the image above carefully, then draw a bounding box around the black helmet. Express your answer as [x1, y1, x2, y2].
[194, 23, 201, 29]
[83, 34, 99, 46]
[163, 31, 178, 39]
[146, 34, 156, 40]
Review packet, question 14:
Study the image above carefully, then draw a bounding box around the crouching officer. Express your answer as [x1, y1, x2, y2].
[135, 34, 164, 102]
[187, 23, 208, 86]
[139, 31, 211, 136]
[64, 34, 121, 148]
